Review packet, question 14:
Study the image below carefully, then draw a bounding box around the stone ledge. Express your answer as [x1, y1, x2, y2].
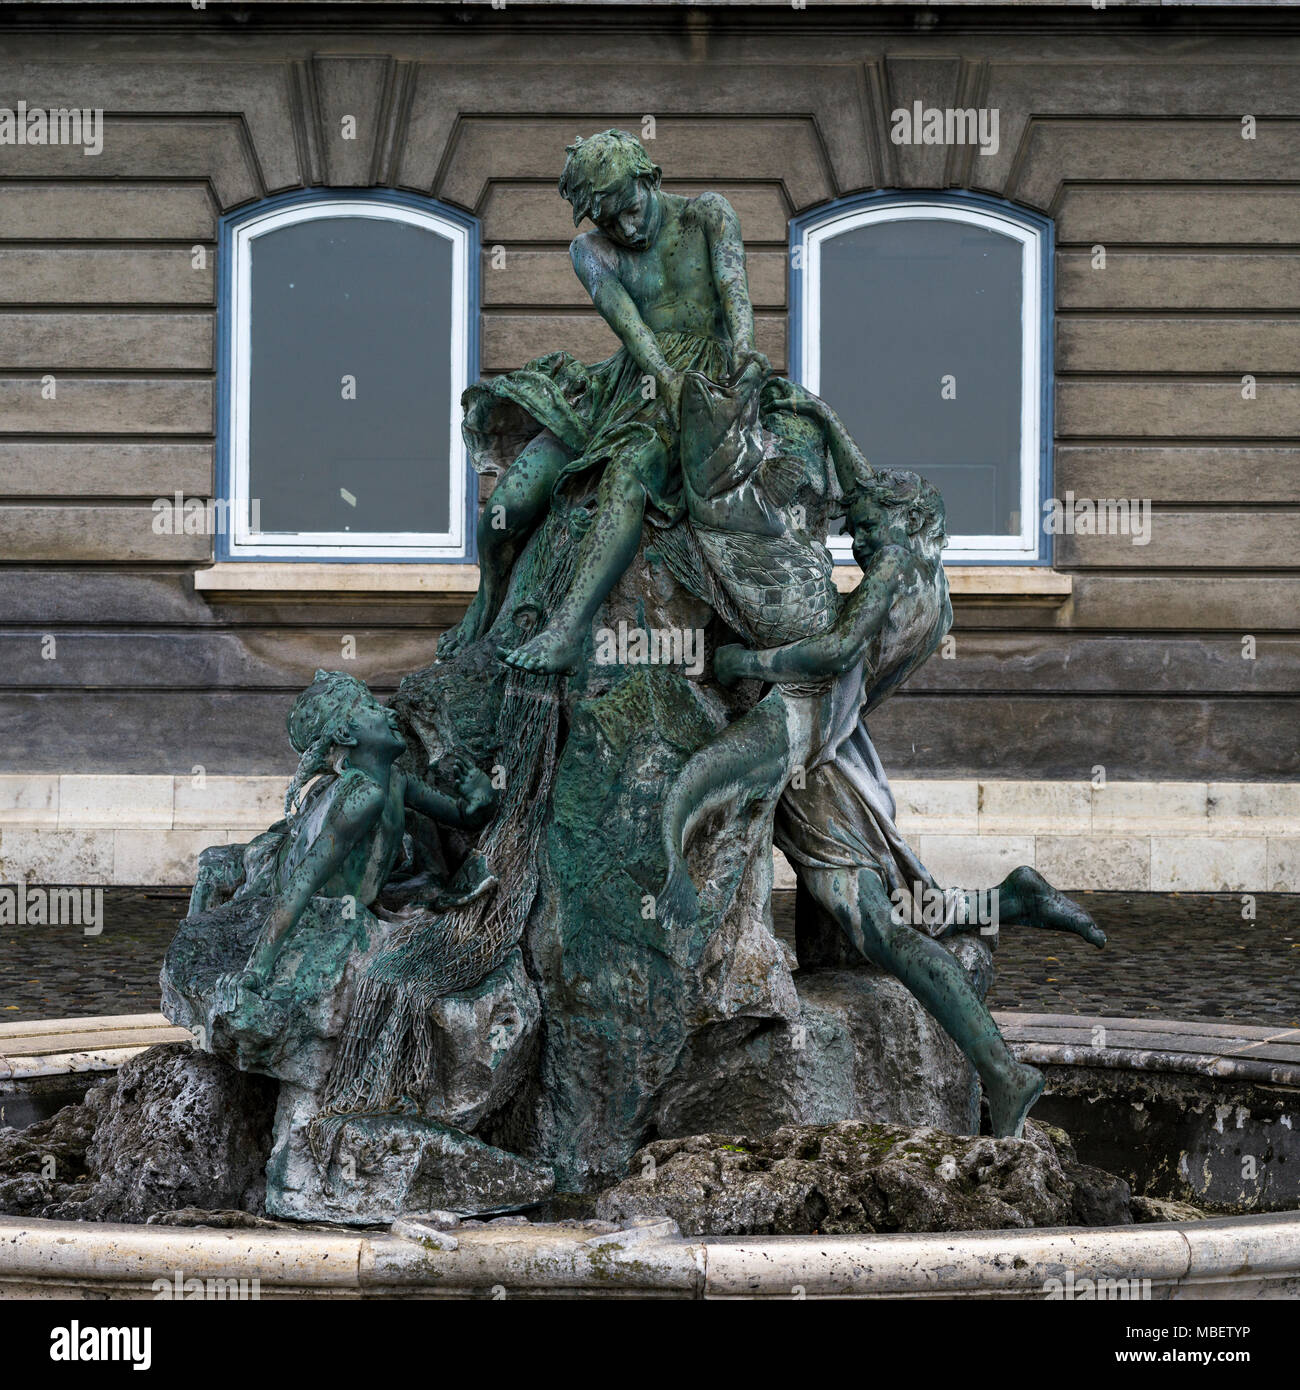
[0, 775, 288, 833]
[997, 1012, 1300, 1089]
[0, 776, 1296, 888]
[0, 1013, 192, 1081]
[838, 565, 1073, 602]
[9, 1008, 1300, 1086]
[8, 776, 1294, 837]
[192, 562, 1071, 604]
[0, 827, 232, 886]
[194, 562, 480, 597]
[2, 1210, 1298, 1300]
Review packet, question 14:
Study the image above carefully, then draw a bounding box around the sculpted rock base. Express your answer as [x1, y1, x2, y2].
[265, 1086, 554, 1225]
[394, 525, 807, 1195]
[162, 895, 381, 1093]
[596, 1119, 1132, 1236]
[417, 950, 542, 1132]
[161, 891, 549, 1223]
[654, 962, 984, 1142]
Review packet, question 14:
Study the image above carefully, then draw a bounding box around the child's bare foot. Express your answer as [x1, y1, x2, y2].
[504, 624, 583, 674]
[986, 1060, 1045, 1139]
[1003, 866, 1106, 948]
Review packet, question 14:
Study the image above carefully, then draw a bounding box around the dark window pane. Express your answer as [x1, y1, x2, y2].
[248, 214, 453, 536]
[818, 217, 1023, 537]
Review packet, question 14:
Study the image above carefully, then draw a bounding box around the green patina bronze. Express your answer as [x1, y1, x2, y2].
[442, 128, 770, 674]
[162, 132, 1107, 1223]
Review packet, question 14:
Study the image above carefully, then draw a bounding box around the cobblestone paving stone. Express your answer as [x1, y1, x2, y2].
[984, 892, 1300, 1029]
[770, 891, 1300, 1029]
[1, 890, 188, 1021]
[1, 889, 1298, 1029]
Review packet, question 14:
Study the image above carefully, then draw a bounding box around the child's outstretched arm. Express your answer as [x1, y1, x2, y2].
[698, 192, 766, 374]
[248, 774, 387, 979]
[404, 757, 496, 830]
[716, 548, 908, 686]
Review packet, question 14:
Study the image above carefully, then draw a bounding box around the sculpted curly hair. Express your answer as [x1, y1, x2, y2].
[282, 669, 372, 818]
[846, 467, 947, 555]
[558, 129, 661, 228]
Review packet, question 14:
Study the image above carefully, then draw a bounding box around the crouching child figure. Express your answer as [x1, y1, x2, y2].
[189, 669, 496, 991]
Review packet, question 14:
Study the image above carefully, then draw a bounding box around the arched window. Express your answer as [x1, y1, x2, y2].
[791, 193, 1051, 564]
[218, 191, 477, 561]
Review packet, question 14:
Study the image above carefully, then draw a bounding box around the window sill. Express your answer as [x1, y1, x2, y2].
[194, 562, 480, 598]
[196, 561, 1071, 605]
[838, 565, 1072, 603]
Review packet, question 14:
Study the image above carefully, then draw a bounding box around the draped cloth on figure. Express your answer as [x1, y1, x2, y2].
[461, 330, 732, 523]
[774, 703, 937, 905]
[774, 565, 954, 930]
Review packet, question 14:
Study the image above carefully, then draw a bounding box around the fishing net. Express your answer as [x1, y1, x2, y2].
[307, 519, 576, 1169]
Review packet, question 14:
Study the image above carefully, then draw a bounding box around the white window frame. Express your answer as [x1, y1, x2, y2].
[797, 200, 1044, 564]
[226, 197, 471, 560]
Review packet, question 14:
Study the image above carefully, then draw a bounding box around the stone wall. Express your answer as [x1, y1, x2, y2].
[3, 773, 1296, 892]
[0, 3, 1296, 798]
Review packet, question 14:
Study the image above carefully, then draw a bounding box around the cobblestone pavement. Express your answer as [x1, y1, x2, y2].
[2, 889, 1298, 1029]
[1, 890, 188, 1022]
[1022, 894, 1300, 1027]
[775, 890, 1300, 1030]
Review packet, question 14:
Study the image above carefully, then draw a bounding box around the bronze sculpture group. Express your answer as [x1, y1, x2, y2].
[165, 131, 1106, 1222]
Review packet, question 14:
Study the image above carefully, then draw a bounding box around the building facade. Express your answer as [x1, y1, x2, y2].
[0, 1, 1297, 891]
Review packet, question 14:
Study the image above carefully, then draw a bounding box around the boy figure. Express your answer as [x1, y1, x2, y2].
[440, 129, 769, 673]
[661, 470, 1104, 1138]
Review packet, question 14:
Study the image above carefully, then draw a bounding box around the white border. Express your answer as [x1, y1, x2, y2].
[228, 199, 470, 560]
[800, 201, 1042, 564]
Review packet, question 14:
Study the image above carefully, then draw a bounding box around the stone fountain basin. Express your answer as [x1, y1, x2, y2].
[998, 1013, 1300, 1212]
[3, 1010, 1299, 1298]
[0, 1013, 191, 1130]
[1, 1210, 1298, 1299]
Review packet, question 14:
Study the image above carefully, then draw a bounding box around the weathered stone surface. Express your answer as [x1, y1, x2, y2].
[163, 887, 542, 1137]
[0, 1044, 276, 1222]
[418, 949, 541, 1131]
[1132, 1194, 1209, 1223]
[146, 1207, 286, 1229]
[164, 882, 545, 1224]
[80, 1044, 276, 1222]
[1060, 1156, 1136, 1227]
[653, 961, 985, 1141]
[1035, 1061, 1300, 1213]
[161, 894, 387, 1092]
[596, 1119, 1132, 1236]
[1028, 1119, 1130, 1229]
[0, 1075, 111, 1218]
[266, 1082, 554, 1224]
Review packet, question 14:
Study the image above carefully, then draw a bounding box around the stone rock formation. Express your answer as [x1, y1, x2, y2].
[595, 1119, 1133, 1236]
[141, 492, 997, 1224]
[0, 1044, 276, 1222]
